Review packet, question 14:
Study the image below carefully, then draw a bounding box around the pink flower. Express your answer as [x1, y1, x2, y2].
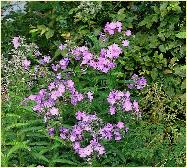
[84, 145, 93, 156]
[122, 40, 129, 47]
[49, 107, 59, 115]
[59, 44, 66, 50]
[125, 30, 131, 36]
[51, 90, 62, 100]
[95, 145, 105, 155]
[87, 91, 93, 102]
[43, 56, 51, 63]
[116, 122, 124, 129]
[133, 100, 139, 112]
[51, 64, 60, 71]
[12, 37, 20, 49]
[48, 82, 56, 91]
[78, 148, 87, 158]
[109, 106, 116, 115]
[123, 99, 132, 111]
[73, 142, 80, 150]
[66, 80, 74, 88]
[107, 44, 122, 58]
[22, 59, 31, 70]
[58, 84, 65, 93]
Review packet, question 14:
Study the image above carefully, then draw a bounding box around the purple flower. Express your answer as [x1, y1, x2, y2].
[51, 64, 60, 71]
[136, 77, 147, 89]
[107, 44, 122, 59]
[125, 30, 132, 36]
[123, 99, 132, 111]
[22, 59, 31, 70]
[49, 107, 59, 116]
[12, 37, 20, 49]
[95, 145, 105, 155]
[104, 21, 122, 35]
[48, 128, 55, 136]
[66, 80, 74, 89]
[48, 82, 56, 91]
[128, 74, 147, 90]
[122, 40, 129, 47]
[114, 131, 122, 141]
[87, 91, 93, 102]
[109, 106, 116, 115]
[76, 111, 85, 120]
[99, 32, 107, 42]
[34, 51, 41, 57]
[125, 127, 129, 133]
[58, 84, 65, 93]
[43, 56, 51, 63]
[116, 122, 124, 129]
[56, 73, 62, 80]
[133, 100, 139, 112]
[59, 44, 67, 50]
[51, 90, 62, 100]
[59, 58, 69, 70]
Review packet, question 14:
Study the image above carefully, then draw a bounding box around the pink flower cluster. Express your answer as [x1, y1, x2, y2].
[99, 122, 128, 141]
[20, 21, 147, 159]
[128, 74, 147, 90]
[25, 79, 94, 121]
[51, 58, 70, 72]
[107, 90, 140, 116]
[104, 21, 122, 35]
[51, 111, 128, 158]
[71, 44, 122, 73]
[39, 55, 51, 65]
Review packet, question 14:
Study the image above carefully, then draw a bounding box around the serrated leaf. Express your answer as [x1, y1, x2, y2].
[7, 142, 30, 159]
[31, 152, 49, 163]
[6, 119, 42, 130]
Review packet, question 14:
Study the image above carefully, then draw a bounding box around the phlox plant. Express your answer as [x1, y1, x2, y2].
[13, 21, 147, 160]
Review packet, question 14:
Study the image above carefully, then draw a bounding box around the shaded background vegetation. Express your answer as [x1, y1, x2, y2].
[1, 1, 186, 167]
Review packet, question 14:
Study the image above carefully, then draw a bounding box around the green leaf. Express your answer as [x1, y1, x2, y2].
[45, 29, 54, 39]
[51, 158, 77, 165]
[29, 29, 38, 33]
[159, 45, 166, 53]
[174, 65, 186, 77]
[31, 152, 49, 163]
[7, 141, 31, 159]
[181, 79, 186, 89]
[175, 32, 186, 39]
[151, 68, 158, 80]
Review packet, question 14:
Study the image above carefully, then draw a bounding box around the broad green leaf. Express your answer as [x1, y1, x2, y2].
[29, 29, 38, 33]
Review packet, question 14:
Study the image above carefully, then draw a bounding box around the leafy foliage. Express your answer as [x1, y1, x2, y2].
[1, 1, 186, 167]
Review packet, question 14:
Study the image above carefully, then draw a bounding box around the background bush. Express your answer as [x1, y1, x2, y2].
[1, 1, 186, 167]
